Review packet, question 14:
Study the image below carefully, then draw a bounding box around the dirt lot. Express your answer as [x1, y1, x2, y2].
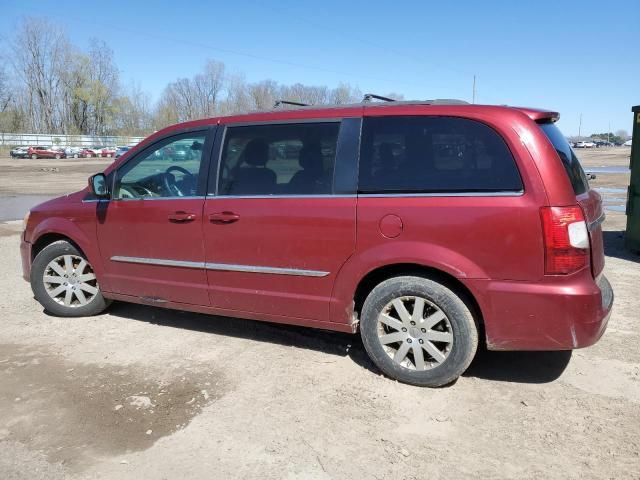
[0, 149, 638, 479]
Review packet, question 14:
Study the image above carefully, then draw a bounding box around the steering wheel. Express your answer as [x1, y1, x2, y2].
[164, 165, 195, 196]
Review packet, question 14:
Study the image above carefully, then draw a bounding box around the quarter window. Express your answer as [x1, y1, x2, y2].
[116, 134, 207, 199]
[358, 116, 523, 193]
[217, 122, 340, 196]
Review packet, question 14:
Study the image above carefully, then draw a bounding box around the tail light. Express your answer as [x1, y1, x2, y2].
[540, 206, 589, 275]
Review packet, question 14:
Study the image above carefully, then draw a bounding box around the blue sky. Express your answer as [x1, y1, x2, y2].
[1, 0, 638, 136]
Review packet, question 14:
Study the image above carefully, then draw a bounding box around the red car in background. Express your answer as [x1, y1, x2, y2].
[81, 147, 103, 158]
[27, 146, 66, 159]
[101, 147, 116, 158]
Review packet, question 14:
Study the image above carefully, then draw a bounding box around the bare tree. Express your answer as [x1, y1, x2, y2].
[9, 17, 69, 132]
[193, 60, 225, 117]
[87, 39, 120, 135]
[329, 83, 362, 104]
[248, 80, 279, 110]
[0, 66, 11, 113]
[59, 49, 92, 134]
[280, 83, 329, 106]
[220, 73, 251, 115]
[114, 82, 152, 135]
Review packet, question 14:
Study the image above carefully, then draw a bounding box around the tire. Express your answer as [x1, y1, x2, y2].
[55, 154, 61, 159]
[360, 276, 478, 387]
[31, 154, 37, 159]
[30, 240, 109, 317]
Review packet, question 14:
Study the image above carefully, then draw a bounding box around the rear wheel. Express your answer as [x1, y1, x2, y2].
[360, 276, 478, 387]
[31, 240, 109, 317]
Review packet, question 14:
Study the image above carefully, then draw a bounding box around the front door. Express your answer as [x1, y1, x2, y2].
[97, 129, 213, 305]
[203, 120, 358, 321]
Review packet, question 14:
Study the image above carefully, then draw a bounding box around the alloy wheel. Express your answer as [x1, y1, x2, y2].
[42, 254, 99, 307]
[376, 296, 454, 370]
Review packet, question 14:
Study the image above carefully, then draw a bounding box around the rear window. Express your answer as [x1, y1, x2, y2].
[538, 122, 589, 195]
[358, 116, 523, 194]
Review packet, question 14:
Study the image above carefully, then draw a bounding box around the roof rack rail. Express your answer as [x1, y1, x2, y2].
[362, 93, 396, 103]
[273, 100, 310, 108]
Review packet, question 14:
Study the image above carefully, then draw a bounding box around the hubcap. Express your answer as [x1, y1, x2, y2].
[376, 296, 453, 371]
[42, 254, 99, 307]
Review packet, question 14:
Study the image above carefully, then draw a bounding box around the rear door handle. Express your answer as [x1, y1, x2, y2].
[209, 211, 240, 224]
[168, 211, 197, 223]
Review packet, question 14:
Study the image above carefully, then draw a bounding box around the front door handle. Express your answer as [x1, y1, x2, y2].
[209, 211, 240, 224]
[168, 211, 197, 223]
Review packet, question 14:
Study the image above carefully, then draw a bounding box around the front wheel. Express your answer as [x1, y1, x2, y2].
[360, 276, 478, 387]
[30, 240, 109, 317]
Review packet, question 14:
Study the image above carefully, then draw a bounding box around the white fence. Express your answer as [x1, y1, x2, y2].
[0, 132, 145, 148]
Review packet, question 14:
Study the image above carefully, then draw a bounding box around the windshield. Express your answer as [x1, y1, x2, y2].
[539, 122, 589, 195]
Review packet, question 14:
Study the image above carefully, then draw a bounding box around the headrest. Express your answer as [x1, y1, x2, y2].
[243, 138, 269, 167]
[299, 143, 323, 170]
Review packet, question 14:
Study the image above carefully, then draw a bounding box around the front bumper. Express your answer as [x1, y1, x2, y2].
[467, 273, 613, 351]
[20, 237, 32, 282]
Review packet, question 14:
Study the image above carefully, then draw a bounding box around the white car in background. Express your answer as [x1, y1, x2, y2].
[574, 141, 595, 148]
[623, 139, 632, 147]
[64, 146, 83, 158]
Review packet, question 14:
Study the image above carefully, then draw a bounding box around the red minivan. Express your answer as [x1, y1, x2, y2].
[20, 99, 613, 386]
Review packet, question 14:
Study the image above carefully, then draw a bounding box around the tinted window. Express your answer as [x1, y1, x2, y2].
[218, 122, 340, 196]
[116, 134, 206, 199]
[359, 116, 523, 193]
[538, 122, 589, 195]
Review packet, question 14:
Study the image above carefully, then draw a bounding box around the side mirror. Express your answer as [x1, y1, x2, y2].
[89, 173, 109, 198]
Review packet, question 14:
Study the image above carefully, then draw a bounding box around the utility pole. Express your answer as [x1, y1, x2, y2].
[608, 122, 611, 144]
[472, 75, 476, 104]
[578, 114, 583, 138]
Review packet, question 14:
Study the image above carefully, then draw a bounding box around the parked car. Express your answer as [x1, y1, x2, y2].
[20, 100, 613, 387]
[115, 146, 130, 158]
[574, 141, 595, 148]
[81, 147, 103, 158]
[10, 146, 31, 158]
[623, 139, 632, 147]
[64, 147, 83, 158]
[101, 147, 117, 158]
[27, 146, 66, 159]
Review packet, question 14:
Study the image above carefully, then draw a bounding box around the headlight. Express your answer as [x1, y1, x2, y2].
[22, 210, 30, 231]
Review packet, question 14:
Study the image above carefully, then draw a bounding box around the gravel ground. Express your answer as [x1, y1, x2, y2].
[0, 148, 638, 479]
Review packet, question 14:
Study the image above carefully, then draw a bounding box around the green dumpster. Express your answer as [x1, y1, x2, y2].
[626, 105, 640, 252]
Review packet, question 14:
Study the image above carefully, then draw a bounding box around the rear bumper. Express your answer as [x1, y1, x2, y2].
[20, 237, 32, 282]
[467, 273, 613, 350]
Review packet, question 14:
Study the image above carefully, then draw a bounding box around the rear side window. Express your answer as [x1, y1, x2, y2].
[538, 122, 589, 195]
[358, 116, 523, 193]
[218, 122, 339, 196]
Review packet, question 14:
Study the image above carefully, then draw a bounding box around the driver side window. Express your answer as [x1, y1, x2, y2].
[115, 134, 206, 199]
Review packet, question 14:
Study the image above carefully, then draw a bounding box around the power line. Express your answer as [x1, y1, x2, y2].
[2, 3, 444, 92]
[251, 1, 505, 104]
